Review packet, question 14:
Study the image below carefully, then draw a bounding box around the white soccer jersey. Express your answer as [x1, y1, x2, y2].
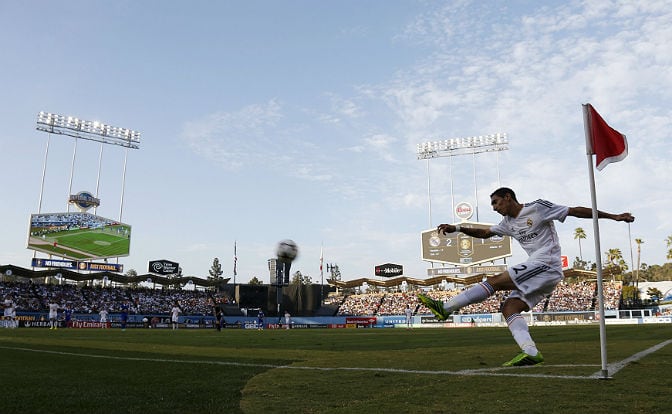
[171, 306, 181, 322]
[99, 310, 108, 322]
[4, 299, 15, 317]
[490, 199, 569, 266]
[48, 303, 59, 319]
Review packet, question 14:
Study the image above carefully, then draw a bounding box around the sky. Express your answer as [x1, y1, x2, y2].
[1, 0, 671, 285]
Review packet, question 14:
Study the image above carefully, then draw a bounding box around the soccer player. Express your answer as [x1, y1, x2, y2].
[99, 308, 109, 328]
[418, 187, 634, 367]
[284, 310, 291, 329]
[48, 300, 59, 330]
[63, 306, 73, 328]
[171, 302, 181, 330]
[404, 304, 413, 329]
[3, 296, 17, 329]
[120, 302, 129, 331]
[257, 310, 264, 330]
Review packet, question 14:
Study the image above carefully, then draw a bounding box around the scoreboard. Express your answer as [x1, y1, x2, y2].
[421, 222, 512, 266]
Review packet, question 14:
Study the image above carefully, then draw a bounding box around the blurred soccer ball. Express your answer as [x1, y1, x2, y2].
[276, 239, 298, 261]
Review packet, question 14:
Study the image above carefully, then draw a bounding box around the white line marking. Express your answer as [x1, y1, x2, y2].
[2, 341, 669, 381]
[590, 339, 672, 379]
[0, 345, 592, 380]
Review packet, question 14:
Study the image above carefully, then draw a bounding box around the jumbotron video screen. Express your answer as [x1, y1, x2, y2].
[27, 212, 131, 260]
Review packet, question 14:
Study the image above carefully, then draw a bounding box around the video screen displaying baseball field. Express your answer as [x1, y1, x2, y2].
[27, 212, 131, 260]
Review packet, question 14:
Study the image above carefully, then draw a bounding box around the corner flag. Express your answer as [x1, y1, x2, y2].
[582, 103, 628, 379]
[584, 104, 628, 170]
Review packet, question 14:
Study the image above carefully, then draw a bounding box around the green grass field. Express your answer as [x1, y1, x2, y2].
[1, 325, 670, 414]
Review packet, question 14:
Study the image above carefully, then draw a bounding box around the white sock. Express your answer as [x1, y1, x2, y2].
[506, 313, 538, 356]
[444, 281, 495, 311]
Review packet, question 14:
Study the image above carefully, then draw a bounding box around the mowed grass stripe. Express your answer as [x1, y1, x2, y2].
[1, 324, 671, 413]
[0, 344, 599, 380]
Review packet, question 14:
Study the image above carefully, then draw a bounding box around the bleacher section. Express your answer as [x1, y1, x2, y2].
[0, 280, 623, 317]
[0, 281, 232, 315]
[331, 280, 622, 316]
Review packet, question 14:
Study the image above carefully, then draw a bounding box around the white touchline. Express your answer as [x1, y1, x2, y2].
[590, 339, 672, 379]
[2, 341, 669, 381]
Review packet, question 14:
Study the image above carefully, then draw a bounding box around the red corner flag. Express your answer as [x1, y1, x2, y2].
[581, 103, 629, 379]
[583, 104, 628, 171]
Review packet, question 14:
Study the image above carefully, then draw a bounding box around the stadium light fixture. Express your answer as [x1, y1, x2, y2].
[35, 111, 141, 224]
[36, 111, 141, 149]
[416, 133, 509, 224]
[417, 132, 508, 159]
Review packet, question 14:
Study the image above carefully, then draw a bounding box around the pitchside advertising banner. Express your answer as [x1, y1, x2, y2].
[31, 258, 123, 272]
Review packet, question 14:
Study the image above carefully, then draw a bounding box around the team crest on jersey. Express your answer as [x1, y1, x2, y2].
[526, 218, 533, 227]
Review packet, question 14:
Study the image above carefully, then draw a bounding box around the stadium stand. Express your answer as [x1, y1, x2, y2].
[0, 279, 623, 317]
[0, 281, 232, 316]
[333, 280, 623, 316]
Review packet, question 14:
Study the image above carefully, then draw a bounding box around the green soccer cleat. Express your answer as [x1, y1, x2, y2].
[417, 294, 451, 321]
[502, 352, 544, 367]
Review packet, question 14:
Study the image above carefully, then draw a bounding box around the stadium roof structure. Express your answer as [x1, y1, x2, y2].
[0, 264, 229, 288]
[327, 268, 601, 289]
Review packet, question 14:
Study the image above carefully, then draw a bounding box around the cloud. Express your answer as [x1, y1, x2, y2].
[181, 100, 283, 170]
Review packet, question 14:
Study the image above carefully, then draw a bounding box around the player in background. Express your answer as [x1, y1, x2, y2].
[257, 310, 264, 330]
[213, 302, 223, 332]
[120, 302, 129, 331]
[419, 187, 634, 367]
[284, 310, 291, 329]
[170, 302, 181, 330]
[404, 304, 413, 329]
[3, 296, 17, 328]
[99, 308, 109, 328]
[63, 305, 73, 328]
[48, 299, 59, 330]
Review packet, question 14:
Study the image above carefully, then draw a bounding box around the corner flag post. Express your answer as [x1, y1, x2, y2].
[582, 103, 629, 379]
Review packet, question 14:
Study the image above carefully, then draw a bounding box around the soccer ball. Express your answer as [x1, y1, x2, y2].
[276, 239, 298, 261]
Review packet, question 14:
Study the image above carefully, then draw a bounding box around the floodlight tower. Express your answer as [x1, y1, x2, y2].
[35, 112, 141, 220]
[416, 133, 509, 224]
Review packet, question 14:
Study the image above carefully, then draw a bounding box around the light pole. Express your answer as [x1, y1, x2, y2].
[417, 133, 509, 225]
[35, 112, 141, 221]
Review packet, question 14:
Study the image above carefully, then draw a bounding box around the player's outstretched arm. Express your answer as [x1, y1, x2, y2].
[437, 223, 494, 238]
[567, 207, 635, 223]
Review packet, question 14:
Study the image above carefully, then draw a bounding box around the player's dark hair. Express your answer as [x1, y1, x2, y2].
[490, 187, 518, 202]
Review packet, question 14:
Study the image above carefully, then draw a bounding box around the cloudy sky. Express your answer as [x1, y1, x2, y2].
[1, 0, 670, 284]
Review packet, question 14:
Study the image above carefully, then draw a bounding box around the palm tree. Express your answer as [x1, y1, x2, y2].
[605, 248, 625, 279]
[666, 235, 672, 261]
[574, 227, 587, 261]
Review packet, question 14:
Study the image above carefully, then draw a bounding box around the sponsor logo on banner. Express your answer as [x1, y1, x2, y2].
[32, 258, 123, 273]
[31, 258, 78, 269]
[71, 321, 110, 329]
[148, 259, 180, 275]
[374, 263, 403, 277]
[24, 321, 56, 328]
[455, 202, 474, 220]
[345, 317, 376, 326]
[68, 191, 101, 212]
[78, 262, 124, 272]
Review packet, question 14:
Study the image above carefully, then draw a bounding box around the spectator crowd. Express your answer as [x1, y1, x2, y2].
[334, 280, 622, 316]
[0, 281, 232, 316]
[2, 279, 622, 317]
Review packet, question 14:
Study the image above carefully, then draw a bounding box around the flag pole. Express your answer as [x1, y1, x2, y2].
[583, 104, 610, 379]
[233, 241, 237, 286]
[320, 243, 324, 304]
